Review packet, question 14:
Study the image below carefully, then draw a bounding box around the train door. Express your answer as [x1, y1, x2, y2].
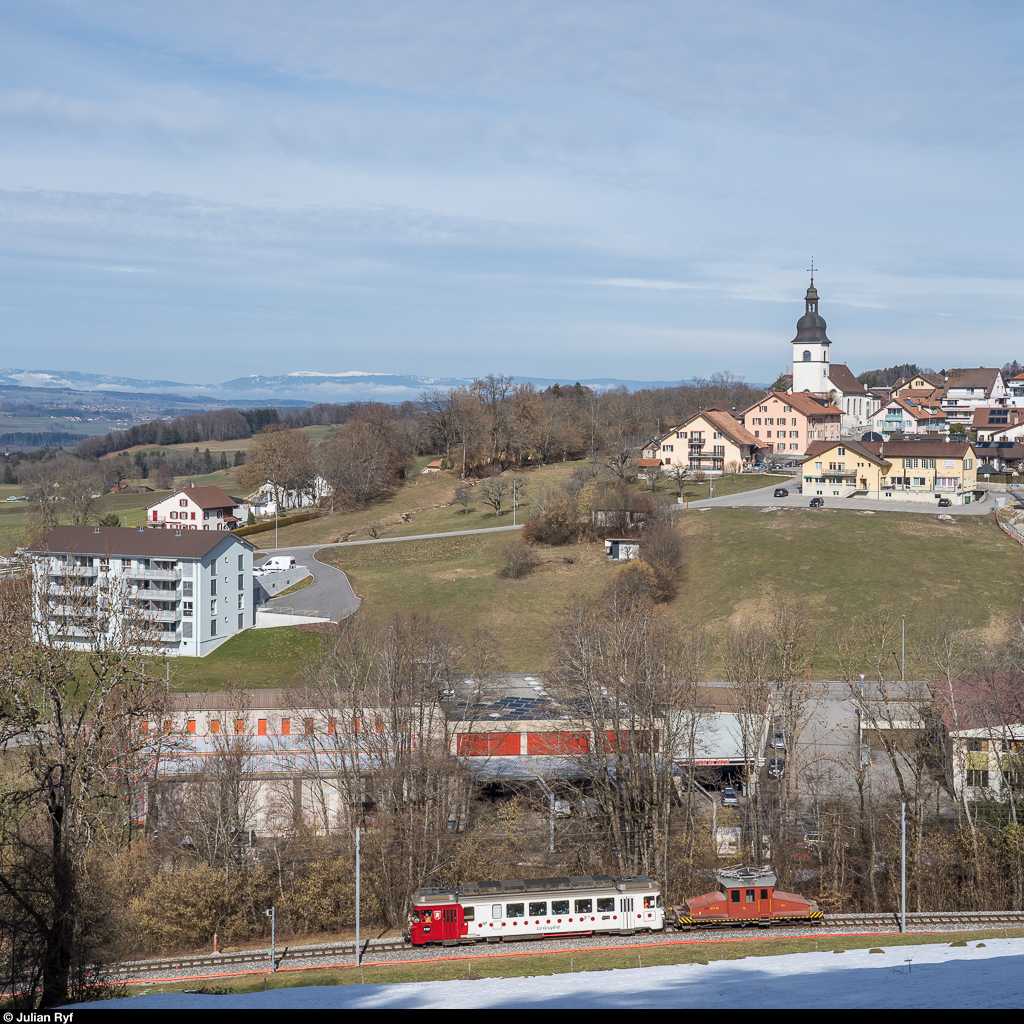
[432, 904, 462, 944]
[620, 896, 634, 932]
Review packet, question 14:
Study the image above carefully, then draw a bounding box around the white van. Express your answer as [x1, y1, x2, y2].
[260, 556, 296, 573]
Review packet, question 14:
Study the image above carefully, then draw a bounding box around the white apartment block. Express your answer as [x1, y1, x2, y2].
[30, 525, 255, 657]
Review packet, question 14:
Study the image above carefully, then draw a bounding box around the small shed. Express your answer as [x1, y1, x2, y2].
[604, 538, 640, 561]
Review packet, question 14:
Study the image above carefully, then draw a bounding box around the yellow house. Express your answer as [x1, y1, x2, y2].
[802, 439, 978, 503]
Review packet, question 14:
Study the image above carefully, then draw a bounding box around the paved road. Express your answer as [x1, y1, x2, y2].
[258, 524, 523, 622]
[685, 477, 995, 516]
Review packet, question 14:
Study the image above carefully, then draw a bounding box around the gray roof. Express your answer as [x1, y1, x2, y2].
[30, 525, 253, 559]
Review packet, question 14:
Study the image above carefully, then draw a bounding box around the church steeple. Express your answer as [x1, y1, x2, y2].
[805, 259, 819, 314]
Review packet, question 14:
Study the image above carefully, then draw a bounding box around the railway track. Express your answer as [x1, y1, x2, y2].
[113, 909, 1024, 984]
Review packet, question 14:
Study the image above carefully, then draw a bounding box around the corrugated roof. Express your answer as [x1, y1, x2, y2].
[30, 525, 253, 559]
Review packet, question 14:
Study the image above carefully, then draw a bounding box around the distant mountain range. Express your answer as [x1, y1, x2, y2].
[0, 369, 720, 405]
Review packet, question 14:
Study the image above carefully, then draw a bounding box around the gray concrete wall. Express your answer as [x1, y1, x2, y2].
[254, 566, 310, 605]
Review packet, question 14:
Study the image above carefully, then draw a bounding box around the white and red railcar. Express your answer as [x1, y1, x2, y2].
[407, 875, 664, 946]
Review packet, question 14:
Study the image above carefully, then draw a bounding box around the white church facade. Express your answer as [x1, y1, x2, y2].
[789, 279, 880, 434]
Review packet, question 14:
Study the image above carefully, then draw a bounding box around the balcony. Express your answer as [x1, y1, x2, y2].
[129, 567, 182, 581]
[140, 607, 181, 623]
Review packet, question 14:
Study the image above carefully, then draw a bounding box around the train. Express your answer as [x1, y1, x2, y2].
[670, 865, 824, 929]
[406, 874, 664, 945]
[406, 865, 822, 945]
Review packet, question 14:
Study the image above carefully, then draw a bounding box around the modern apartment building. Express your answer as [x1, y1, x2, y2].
[29, 525, 255, 656]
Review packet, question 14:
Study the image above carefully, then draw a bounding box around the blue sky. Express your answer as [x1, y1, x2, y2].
[1, 1, 1023, 385]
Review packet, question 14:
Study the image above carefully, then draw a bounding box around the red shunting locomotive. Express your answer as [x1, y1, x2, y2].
[674, 865, 823, 928]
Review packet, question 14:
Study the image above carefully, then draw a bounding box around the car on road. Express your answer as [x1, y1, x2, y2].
[721, 787, 739, 807]
[767, 757, 785, 779]
[938, 498, 952, 507]
[809, 497, 825, 507]
[774, 488, 789, 497]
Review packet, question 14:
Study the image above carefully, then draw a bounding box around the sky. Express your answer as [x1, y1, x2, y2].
[2, 1, 1024, 386]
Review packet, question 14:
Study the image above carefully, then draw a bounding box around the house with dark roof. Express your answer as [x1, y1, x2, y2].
[942, 368, 1008, 425]
[29, 525, 255, 656]
[801, 438, 978, 502]
[146, 486, 247, 531]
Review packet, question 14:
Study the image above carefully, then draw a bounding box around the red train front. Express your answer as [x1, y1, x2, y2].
[406, 892, 466, 945]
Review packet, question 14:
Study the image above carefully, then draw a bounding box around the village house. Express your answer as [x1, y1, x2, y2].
[642, 407, 761, 475]
[801, 438, 979, 503]
[870, 396, 948, 439]
[942, 367, 1008, 426]
[737, 391, 841, 458]
[146, 485, 247, 531]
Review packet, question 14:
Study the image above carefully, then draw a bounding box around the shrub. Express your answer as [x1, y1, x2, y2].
[498, 537, 538, 579]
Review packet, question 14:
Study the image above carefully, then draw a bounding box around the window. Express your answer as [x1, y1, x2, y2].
[182, 581, 194, 597]
[238, 613, 244, 630]
[235, 719, 244, 733]
[838, 448, 845, 456]
[463, 906, 475, 921]
[179, 499, 187, 507]
[328, 718, 336, 735]
[551, 900, 569, 914]
[529, 902, 547, 916]
[803, 351, 811, 361]
[238, 554, 244, 570]
[211, 578, 217, 596]
[258, 719, 267, 735]
[597, 897, 615, 912]
[967, 769, 990, 787]
[183, 601, 193, 617]
[492, 904, 502, 919]
[187, 720, 196, 733]
[506, 903, 525, 918]
[211, 619, 217, 636]
[574, 899, 592, 914]
[182, 622, 193, 638]
[238, 574, 244, 590]
[730, 890, 740, 903]
[746, 889, 755, 904]
[238, 593, 244, 609]
[282, 719, 290, 735]
[211, 599, 217, 616]
[304, 718, 314, 734]
[211, 719, 220, 734]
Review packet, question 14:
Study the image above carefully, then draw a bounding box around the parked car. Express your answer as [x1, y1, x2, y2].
[809, 497, 825, 507]
[767, 757, 785, 779]
[721, 787, 739, 807]
[774, 488, 789, 497]
[770, 728, 789, 749]
[938, 497, 952, 507]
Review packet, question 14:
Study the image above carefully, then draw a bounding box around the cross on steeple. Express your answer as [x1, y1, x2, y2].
[807, 258, 817, 286]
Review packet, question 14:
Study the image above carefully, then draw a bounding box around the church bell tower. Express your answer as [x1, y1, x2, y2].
[790, 271, 832, 395]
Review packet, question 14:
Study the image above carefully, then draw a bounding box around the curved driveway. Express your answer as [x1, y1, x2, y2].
[259, 524, 524, 622]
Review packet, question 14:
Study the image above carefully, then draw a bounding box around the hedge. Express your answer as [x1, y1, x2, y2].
[233, 510, 321, 537]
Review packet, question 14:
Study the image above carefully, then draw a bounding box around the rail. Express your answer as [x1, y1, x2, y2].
[112, 908, 1024, 980]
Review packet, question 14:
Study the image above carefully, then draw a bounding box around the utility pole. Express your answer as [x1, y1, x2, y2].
[355, 827, 361, 966]
[264, 906, 275, 971]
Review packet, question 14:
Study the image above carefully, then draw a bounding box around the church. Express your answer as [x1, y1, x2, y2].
[789, 277, 878, 433]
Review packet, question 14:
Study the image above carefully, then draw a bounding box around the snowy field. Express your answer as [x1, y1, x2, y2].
[84, 937, 1024, 1009]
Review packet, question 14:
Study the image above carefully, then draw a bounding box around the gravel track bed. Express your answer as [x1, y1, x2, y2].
[117, 916, 1024, 986]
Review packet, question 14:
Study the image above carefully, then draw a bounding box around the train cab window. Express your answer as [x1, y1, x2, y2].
[761, 889, 769, 900]
[529, 902, 547, 916]
[746, 889, 755, 903]
[730, 890, 740, 903]
[506, 903, 525, 918]
[574, 899, 592, 914]
[492, 904, 502, 920]
[463, 906, 475, 921]
[597, 898, 615, 913]
[657, 895, 663, 908]
[643, 896, 655, 909]
[552, 900, 569, 914]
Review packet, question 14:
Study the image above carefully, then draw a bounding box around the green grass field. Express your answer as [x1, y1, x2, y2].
[321, 531, 618, 672]
[119, 929, 1018, 1000]
[161, 626, 328, 692]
